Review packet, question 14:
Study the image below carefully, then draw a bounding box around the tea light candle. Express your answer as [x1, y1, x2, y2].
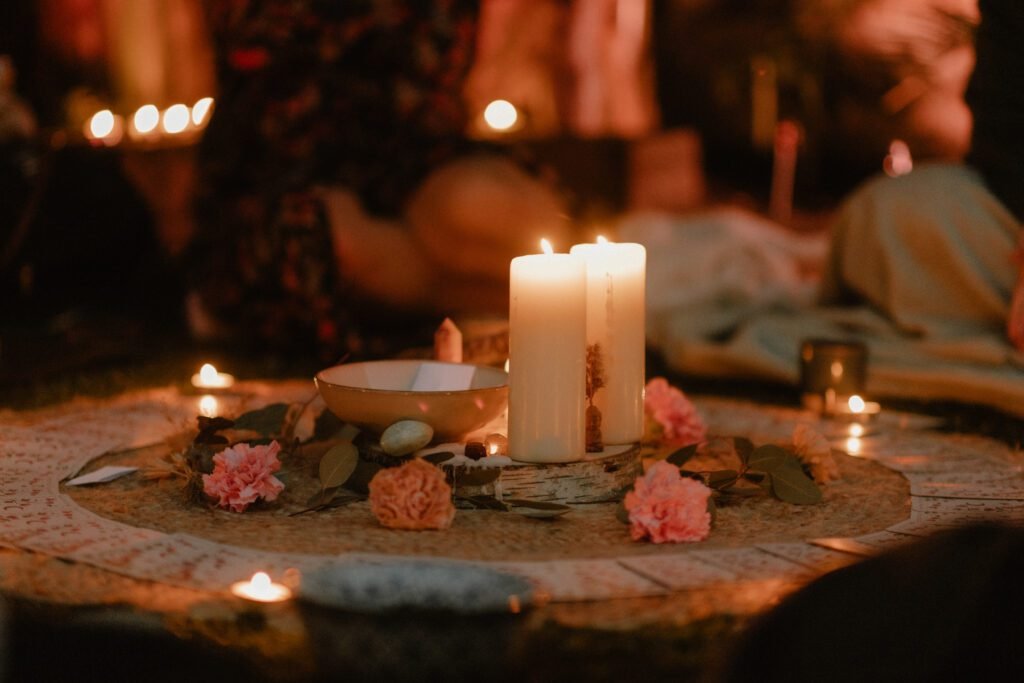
[799, 339, 867, 414]
[570, 237, 646, 444]
[508, 239, 587, 462]
[191, 363, 235, 390]
[835, 394, 881, 422]
[230, 572, 291, 603]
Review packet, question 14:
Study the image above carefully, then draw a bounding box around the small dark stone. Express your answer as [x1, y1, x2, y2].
[465, 442, 487, 461]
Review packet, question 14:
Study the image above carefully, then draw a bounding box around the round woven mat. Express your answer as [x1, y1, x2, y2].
[66, 442, 908, 562]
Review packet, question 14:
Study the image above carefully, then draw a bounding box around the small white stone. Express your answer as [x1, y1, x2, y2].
[381, 420, 434, 456]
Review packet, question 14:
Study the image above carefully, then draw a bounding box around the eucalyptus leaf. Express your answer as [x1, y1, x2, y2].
[707, 469, 739, 489]
[455, 467, 501, 487]
[319, 442, 359, 488]
[770, 462, 822, 505]
[747, 444, 793, 473]
[733, 437, 754, 464]
[312, 410, 344, 441]
[233, 403, 290, 436]
[666, 443, 700, 467]
[323, 493, 365, 509]
[422, 451, 455, 465]
[456, 495, 509, 511]
[306, 486, 340, 508]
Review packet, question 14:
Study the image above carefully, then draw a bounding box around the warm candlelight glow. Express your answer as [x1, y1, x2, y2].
[191, 363, 235, 389]
[162, 104, 191, 134]
[84, 110, 123, 145]
[483, 99, 518, 131]
[198, 395, 219, 417]
[845, 436, 862, 456]
[596, 235, 609, 245]
[849, 422, 865, 438]
[133, 105, 160, 134]
[540, 238, 553, 255]
[848, 395, 866, 414]
[191, 97, 214, 126]
[88, 110, 115, 138]
[830, 361, 844, 379]
[230, 572, 292, 603]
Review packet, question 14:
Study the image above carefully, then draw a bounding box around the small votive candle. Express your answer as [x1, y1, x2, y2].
[230, 572, 292, 603]
[799, 339, 867, 414]
[191, 363, 235, 390]
[834, 394, 881, 422]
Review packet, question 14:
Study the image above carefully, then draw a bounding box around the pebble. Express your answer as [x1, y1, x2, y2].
[381, 420, 434, 456]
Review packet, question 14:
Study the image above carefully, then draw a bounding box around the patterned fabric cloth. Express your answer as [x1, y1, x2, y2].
[189, 0, 478, 359]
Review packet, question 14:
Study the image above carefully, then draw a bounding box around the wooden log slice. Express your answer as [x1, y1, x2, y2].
[448, 443, 642, 504]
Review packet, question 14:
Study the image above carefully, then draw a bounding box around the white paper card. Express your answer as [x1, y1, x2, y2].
[410, 362, 476, 391]
[66, 466, 138, 486]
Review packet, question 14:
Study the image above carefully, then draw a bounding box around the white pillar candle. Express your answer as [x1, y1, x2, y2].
[508, 241, 587, 462]
[570, 239, 646, 444]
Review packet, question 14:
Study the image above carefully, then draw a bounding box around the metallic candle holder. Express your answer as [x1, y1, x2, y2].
[799, 339, 868, 415]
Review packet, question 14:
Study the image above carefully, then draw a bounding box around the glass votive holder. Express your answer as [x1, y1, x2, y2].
[799, 339, 868, 415]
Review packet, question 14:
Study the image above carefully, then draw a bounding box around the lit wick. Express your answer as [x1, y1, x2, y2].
[230, 572, 291, 603]
[191, 363, 235, 389]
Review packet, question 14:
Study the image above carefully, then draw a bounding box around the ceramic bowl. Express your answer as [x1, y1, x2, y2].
[314, 360, 507, 441]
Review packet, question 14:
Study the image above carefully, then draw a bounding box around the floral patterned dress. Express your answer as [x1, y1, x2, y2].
[189, 0, 479, 360]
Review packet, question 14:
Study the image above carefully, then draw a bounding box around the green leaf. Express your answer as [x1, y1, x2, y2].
[505, 499, 572, 512]
[747, 444, 793, 473]
[422, 451, 455, 465]
[323, 493, 365, 509]
[733, 437, 754, 464]
[233, 403, 290, 436]
[666, 443, 700, 467]
[770, 462, 822, 505]
[319, 442, 359, 488]
[455, 467, 501, 487]
[456, 495, 509, 511]
[707, 469, 739, 489]
[306, 486, 340, 508]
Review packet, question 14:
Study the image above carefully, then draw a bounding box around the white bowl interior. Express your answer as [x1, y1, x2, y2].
[318, 360, 506, 392]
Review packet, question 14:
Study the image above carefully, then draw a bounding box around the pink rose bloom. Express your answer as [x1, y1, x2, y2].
[368, 458, 455, 530]
[624, 460, 712, 543]
[644, 377, 707, 446]
[202, 440, 285, 512]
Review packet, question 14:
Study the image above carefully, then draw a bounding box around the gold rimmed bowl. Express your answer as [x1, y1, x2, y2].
[314, 360, 508, 441]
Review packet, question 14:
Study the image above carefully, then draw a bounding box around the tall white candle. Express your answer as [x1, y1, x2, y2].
[508, 240, 587, 462]
[570, 238, 646, 444]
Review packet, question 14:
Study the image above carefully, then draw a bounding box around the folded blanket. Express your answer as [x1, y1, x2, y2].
[621, 164, 1024, 416]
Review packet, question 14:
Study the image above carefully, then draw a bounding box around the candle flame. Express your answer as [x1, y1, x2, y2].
[596, 235, 609, 244]
[483, 99, 518, 131]
[191, 97, 214, 126]
[489, 442, 499, 455]
[251, 572, 271, 589]
[846, 436, 862, 456]
[848, 395, 866, 414]
[162, 104, 190, 134]
[540, 238, 553, 255]
[88, 110, 115, 139]
[849, 423, 865, 438]
[199, 363, 220, 383]
[134, 105, 160, 134]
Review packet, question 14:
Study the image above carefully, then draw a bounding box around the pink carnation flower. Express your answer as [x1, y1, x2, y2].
[368, 458, 455, 530]
[202, 441, 285, 512]
[644, 377, 707, 446]
[624, 460, 712, 543]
